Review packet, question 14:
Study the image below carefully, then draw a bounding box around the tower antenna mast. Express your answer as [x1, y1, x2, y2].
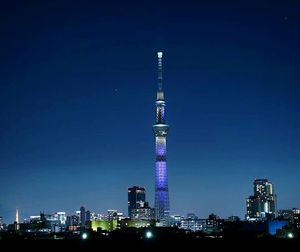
[157, 52, 163, 91]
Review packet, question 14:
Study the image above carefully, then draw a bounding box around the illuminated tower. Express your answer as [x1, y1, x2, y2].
[15, 208, 19, 230]
[152, 52, 170, 223]
[15, 208, 19, 224]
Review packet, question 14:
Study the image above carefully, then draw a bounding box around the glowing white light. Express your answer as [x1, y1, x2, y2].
[146, 231, 153, 239]
[157, 52, 163, 58]
[82, 233, 88, 239]
[287, 233, 294, 239]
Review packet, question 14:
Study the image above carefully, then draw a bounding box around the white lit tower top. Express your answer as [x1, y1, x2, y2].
[15, 208, 19, 224]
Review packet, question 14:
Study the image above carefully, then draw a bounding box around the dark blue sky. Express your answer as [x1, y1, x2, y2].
[1, 0, 300, 223]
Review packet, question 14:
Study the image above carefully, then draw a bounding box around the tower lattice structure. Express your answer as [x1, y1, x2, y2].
[152, 52, 170, 223]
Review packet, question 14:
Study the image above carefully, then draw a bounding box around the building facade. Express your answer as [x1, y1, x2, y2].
[131, 202, 155, 221]
[90, 220, 117, 232]
[56, 212, 66, 225]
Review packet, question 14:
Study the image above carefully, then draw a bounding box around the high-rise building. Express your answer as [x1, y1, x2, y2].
[86, 210, 91, 223]
[128, 186, 146, 218]
[246, 179, 277, 220]
[152, 52, 170, 224]
[0, 216, 3, 230]
[80, 206, 86, 227]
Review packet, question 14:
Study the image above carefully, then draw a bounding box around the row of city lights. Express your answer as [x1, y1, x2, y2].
[81, 230, 153, 240]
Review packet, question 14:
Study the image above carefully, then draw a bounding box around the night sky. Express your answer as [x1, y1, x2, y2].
[1, 0, 300, 223]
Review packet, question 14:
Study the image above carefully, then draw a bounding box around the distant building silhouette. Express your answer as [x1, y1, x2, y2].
[80, 206, 86, 227]
[0, 216, 3, 230]
[227, 216, 240, 222]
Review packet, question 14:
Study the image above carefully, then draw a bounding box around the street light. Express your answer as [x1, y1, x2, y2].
[145, 231, 153, 239]
[287, 232, 294, 239]
[82, 232, 88, 240]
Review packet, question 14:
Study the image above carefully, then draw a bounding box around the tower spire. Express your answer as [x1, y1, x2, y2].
[157, 52, 164, 101]
[157, 52, 163, 91]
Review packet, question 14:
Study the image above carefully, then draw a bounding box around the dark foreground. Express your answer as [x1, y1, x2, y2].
[1, 226, 299, 251]
[1, 238, 299, 251]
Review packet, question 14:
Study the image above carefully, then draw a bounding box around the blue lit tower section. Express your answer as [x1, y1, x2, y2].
[152, 52, 170, 223]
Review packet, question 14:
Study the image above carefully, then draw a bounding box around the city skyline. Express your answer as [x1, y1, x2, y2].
[1, 1, 300, 224]
[1, 177, 294, 225]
